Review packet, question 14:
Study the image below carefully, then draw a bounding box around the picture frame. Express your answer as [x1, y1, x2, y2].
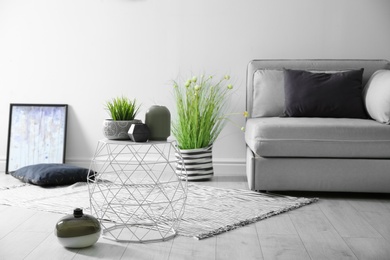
[6, 104, 68, 173]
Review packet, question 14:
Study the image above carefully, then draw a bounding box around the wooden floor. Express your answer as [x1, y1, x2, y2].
[1, 167, 390, 260]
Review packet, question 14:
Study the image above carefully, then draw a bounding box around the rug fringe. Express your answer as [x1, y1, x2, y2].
[193, 197, 318, 240]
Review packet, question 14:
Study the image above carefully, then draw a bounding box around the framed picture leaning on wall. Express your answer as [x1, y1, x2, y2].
[6, 104, 68, 174]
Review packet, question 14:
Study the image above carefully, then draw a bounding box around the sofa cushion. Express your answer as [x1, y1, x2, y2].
[252, 69, 285, 117]
[363, 70, 390, 124]
[245, 117, 390, 158]
[283, 69, 367, 118]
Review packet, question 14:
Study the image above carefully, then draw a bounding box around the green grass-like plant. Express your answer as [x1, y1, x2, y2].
[172, 74, 233, 149]
[105, 96, 140, 121]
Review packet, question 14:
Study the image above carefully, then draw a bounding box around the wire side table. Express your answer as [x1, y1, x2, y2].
[87, 139, 187, 243]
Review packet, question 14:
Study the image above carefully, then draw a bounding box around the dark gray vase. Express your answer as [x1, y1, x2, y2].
[128, 123, 151, 142]
[145, 105, 171, 141]
[103, 119, 142, 140]
[55, 208, 101, 248]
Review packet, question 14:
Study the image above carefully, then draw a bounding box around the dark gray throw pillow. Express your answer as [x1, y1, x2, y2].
[10, 163, 94, 186]
[283, 68, 367, 118]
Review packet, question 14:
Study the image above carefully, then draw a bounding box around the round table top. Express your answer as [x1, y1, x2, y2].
[98, 138, 177, 145]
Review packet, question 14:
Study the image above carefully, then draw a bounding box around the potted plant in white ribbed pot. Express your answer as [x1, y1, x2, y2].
[103, 96, 141, 140]
[172, 74, 234, 180]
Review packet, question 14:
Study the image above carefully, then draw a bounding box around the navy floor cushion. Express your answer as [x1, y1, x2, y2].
[10, 163, 93, 186]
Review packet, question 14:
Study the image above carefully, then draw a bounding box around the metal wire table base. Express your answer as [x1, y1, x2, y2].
[88, 139, 187, 243]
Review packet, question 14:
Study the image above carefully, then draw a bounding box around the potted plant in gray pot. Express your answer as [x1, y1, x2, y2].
[103, 96, 141, 140]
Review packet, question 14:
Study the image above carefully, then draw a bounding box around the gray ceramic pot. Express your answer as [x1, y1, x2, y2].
[103, 119, 142, 140]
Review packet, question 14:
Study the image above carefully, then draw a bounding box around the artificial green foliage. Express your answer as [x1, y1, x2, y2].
[105, 96, 140, 121]
[172, 75, 233, 149]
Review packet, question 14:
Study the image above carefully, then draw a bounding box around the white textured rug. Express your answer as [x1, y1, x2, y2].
[0, 182, 317, 240]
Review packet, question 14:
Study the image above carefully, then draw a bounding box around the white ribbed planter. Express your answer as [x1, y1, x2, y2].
[175, 145, 213, 181]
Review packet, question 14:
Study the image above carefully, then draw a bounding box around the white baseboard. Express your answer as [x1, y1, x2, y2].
[0, 160, 5, 174]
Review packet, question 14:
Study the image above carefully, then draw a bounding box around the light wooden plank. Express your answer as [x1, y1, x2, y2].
[121, 240, 172, 260]
[259, 234, 310, 260]
[347, 196, 390, 213]
[361, 211, 390, 241]
[0, 206, 36, 239]
[169, 235, 216, 260]
[256, 211, 311, 260]
[256, 212, 298, 235]
[25, 233, 78, 260]
[289, 209, 357, 260]
[72, 238, 129, 260]
[0, 231, 50, 259]
[13, 210, 64, 233]
[318, 198, 381, 238]
[216, 225, 263, 260]
[345, 237, 390, 260]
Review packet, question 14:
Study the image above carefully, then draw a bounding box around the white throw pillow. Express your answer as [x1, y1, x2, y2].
[364, 70, 390, 124]
[252, 69, 285, 117]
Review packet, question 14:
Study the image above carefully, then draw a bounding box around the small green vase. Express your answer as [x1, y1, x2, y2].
[145, 105, 171, 141]
[55, 208, 101, 248]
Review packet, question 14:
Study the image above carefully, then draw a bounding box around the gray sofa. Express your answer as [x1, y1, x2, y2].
[245, 59, 390, 193]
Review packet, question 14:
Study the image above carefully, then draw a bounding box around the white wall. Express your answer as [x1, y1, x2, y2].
[1, 0, 390, 170]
